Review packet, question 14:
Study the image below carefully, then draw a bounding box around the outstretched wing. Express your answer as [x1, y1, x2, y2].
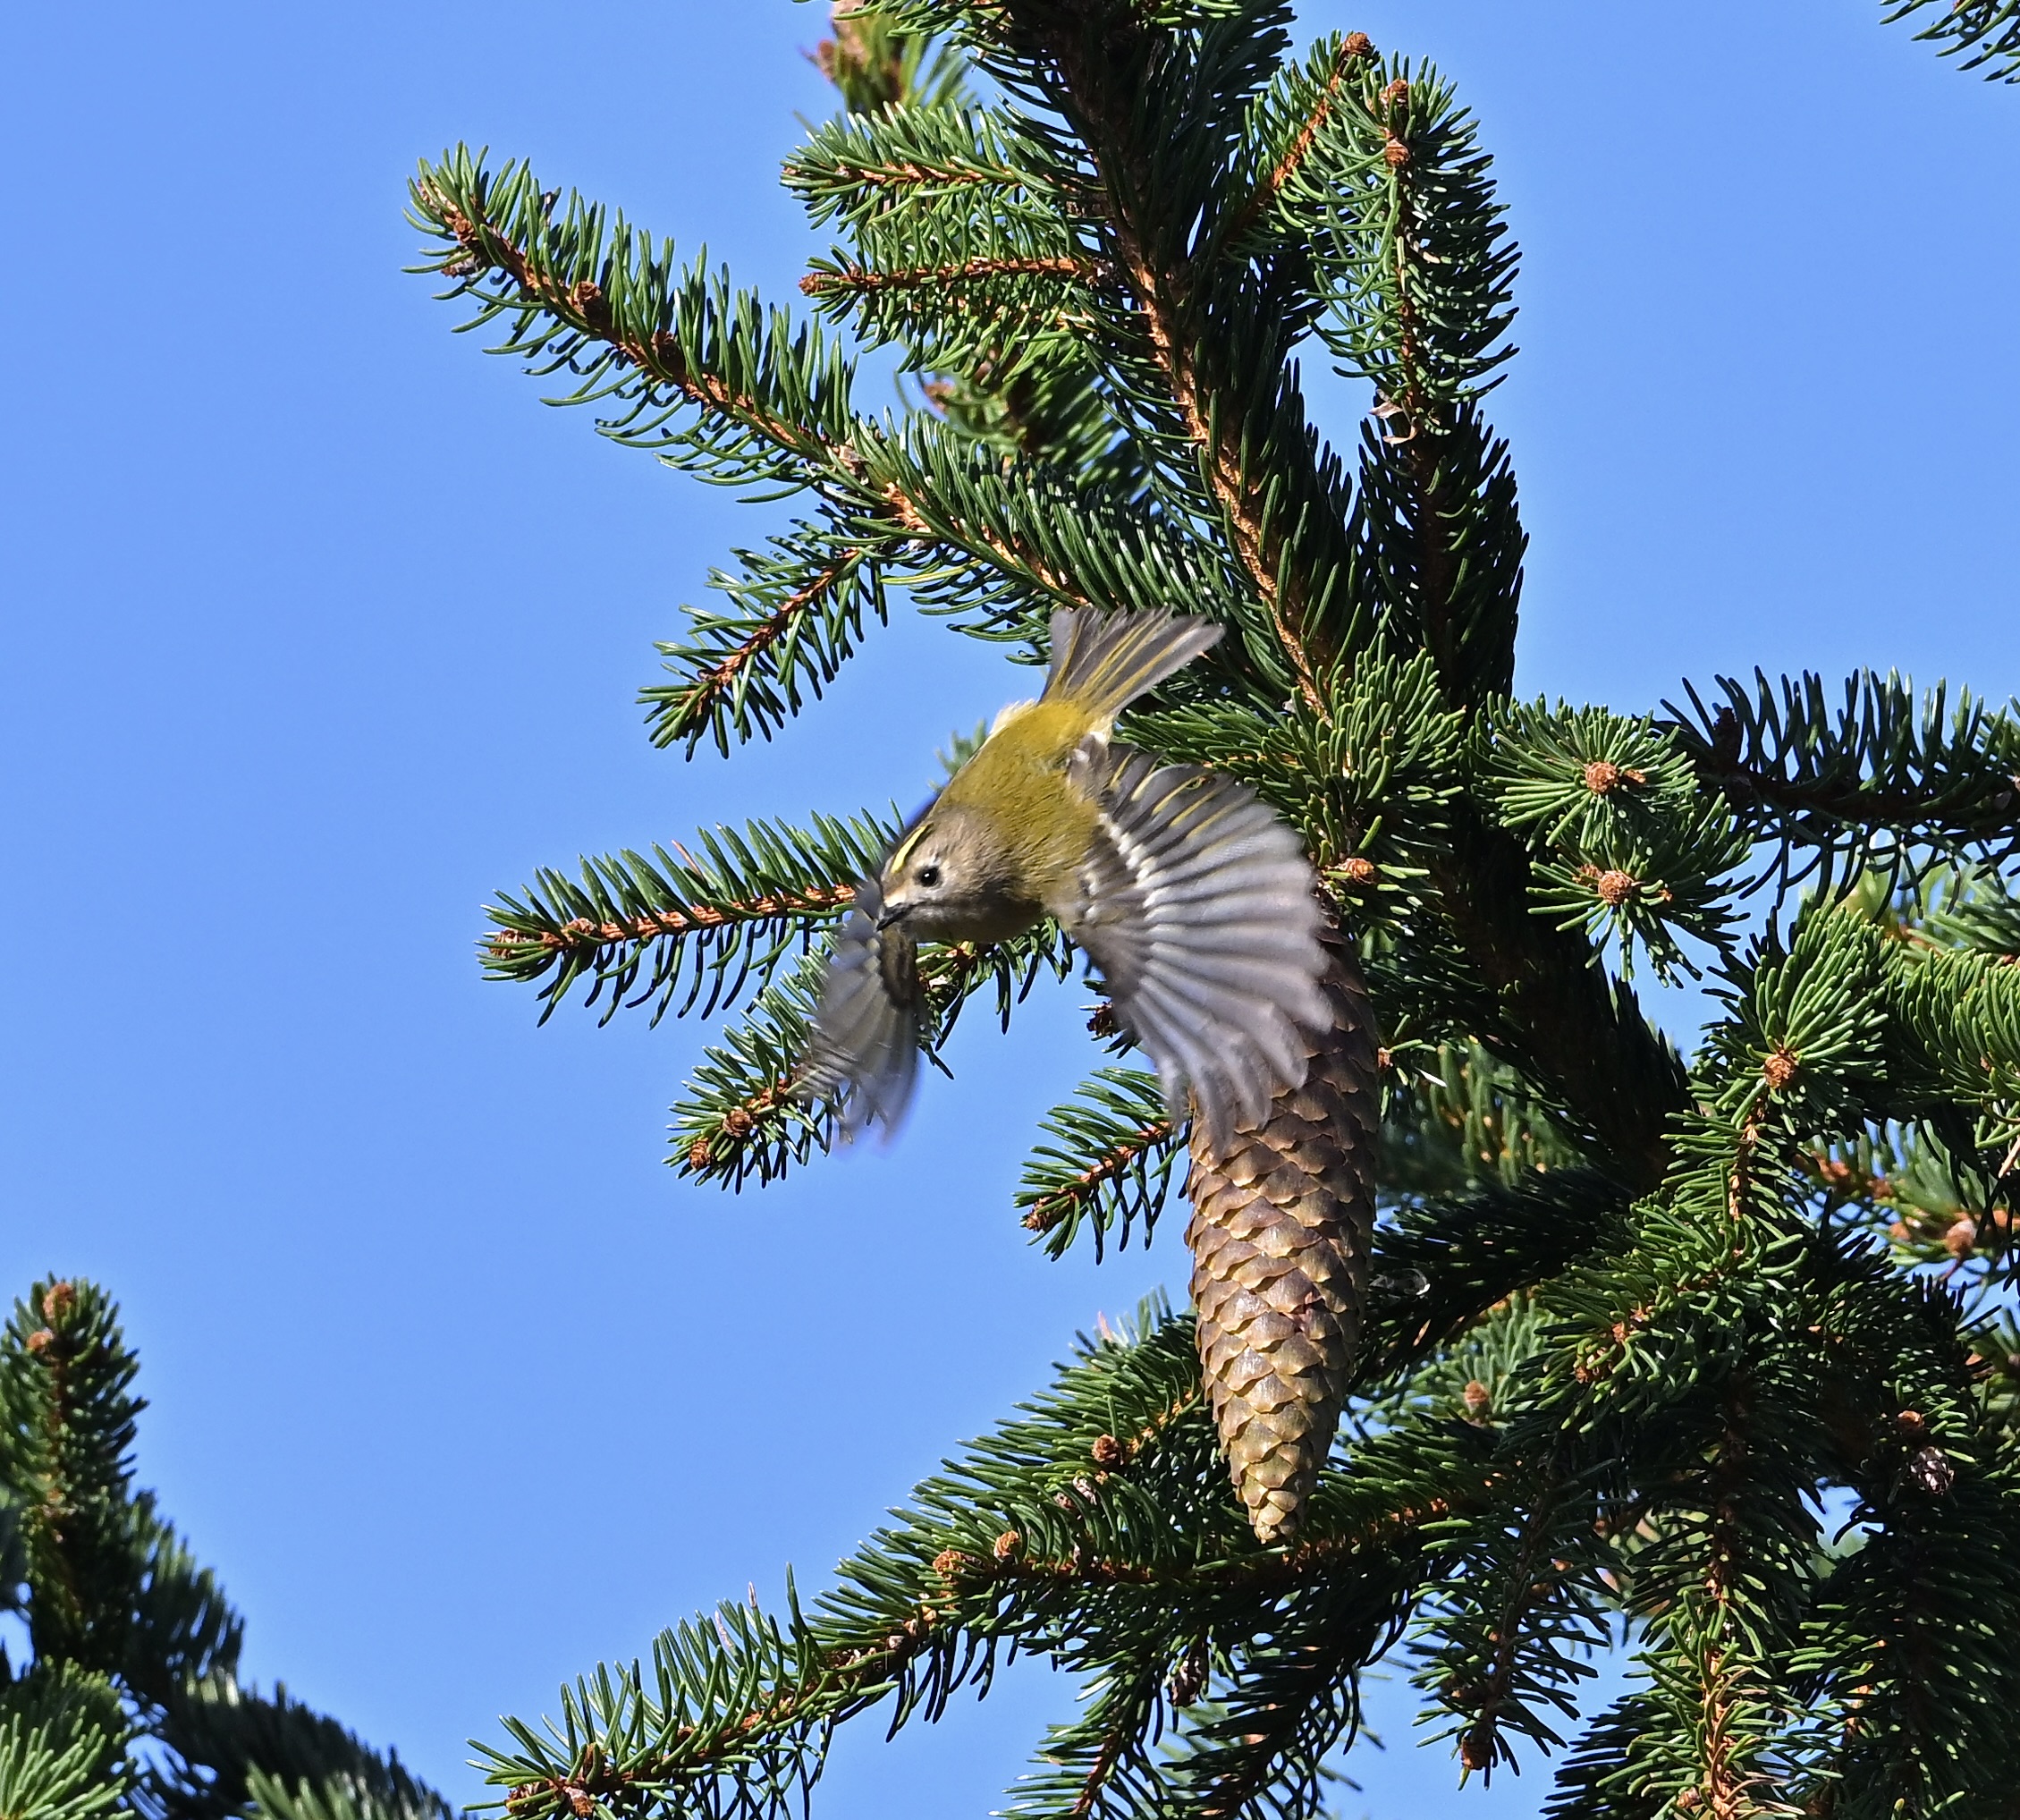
[1066, 742, 1327, 1151]
[795, 873, 922, 1139]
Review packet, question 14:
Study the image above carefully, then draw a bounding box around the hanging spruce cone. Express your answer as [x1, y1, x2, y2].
[1186, 927, 1379, 1544]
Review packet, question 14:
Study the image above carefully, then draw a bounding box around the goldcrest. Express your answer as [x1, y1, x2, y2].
[797, 605, 1329, 1149]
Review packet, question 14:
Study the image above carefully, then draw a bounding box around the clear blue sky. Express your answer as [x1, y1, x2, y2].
[3, 4, 2014, 1816]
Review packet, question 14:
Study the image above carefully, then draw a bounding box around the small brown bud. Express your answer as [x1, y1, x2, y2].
[1944, 1215, 1977, 1257]
[687, 1139, 714, 1171]
[721, 1107, 756, 1139]
[1909, 1445, 1955, 1495]
[1458, 1731, 1492, 1772]
[1677, 1793, 1703, 1813]
[1889, 1220, 1912, 1243]
[24, 1329, 55, 1356]
[993, 1528, 1023, 1562]
[1895, 1409, 1928, 1439]
[1762, 1046, 1800, 1091]
[42, 1282, 75, 1322]
[1091, 1433, 1128, 1468]
[1592, 868, 1636, 907]
[932, 1547, 976, 1580]
[1343, 31, 1373, 58]
[1381, 78, 1409, 106]
[1338, 855, 1379, 887]
[1461, 1379, 1492, 1420]
[1086, 1001, 1120, 1039]
[1383, 137, 1411, 169]
[1583, 759, 1622, 794]
[562, 1785, 594, 1819]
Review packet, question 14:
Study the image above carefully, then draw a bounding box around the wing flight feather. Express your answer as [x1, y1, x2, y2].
[795, 874, 921, 1139]
[1067, 743, 1327, 1149]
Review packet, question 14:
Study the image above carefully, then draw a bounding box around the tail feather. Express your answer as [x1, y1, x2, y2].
[1043, 605, 1221, 724]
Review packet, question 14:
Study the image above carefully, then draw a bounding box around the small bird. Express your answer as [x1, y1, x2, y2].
[797, 605, 1330, 1148]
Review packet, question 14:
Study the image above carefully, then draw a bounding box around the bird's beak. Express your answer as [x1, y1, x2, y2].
[875, 900, 911, 931]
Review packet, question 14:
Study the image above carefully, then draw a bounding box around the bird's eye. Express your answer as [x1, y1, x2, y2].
[917, 864, 942, 888]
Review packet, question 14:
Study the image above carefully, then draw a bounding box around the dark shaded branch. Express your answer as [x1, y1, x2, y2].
[1431, 817, 1689, 1190]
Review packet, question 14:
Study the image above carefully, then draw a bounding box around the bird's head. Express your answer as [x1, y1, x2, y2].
[876, 802, 1037, 945]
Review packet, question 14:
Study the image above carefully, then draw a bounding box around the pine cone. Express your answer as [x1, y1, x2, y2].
[1186, 929, 1379, 1544]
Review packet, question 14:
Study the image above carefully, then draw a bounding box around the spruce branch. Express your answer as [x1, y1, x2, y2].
[1014, 1067, 1178, 1260]
[1608, 1360, 1824, 1813]
[787, 106, 1033, 224]
[152, 1679, 452, 1820]
[1665, 670, 2020, 897]
[1355, 1170, 1630, 1384]
[643, 535, 892, 754]
[673, 924, 1075, 1187]
[1260, 47, 1523, 707]
[1885, 0, 2020, 80]
[1232, 44, 1684, 1173]
[1424, 823, 1692, 1189]
[796, 159, 1107, 373]
[1920, 861, 2020, 959]
[858, 425, 1255, 658]
[0, 1281, 143, 1678]
[1787, 1244, 2020, 1810]
[1482, 701, 1751, 980]
[788, 99, 1154, 491]
[813, 6, 969, 115]
[1219, 30, 1378, 251]
[1130, 644, 1466, 891]
[800, 253, 1101, 296]
[0, 1280, 449, 1820]
[965, 4, 1365, 709]
[409, 150, 851, 483]
[119, 1494, 243, 1716]
[1881, 941, 2020, 1176]
[1374, 1038, 1583, 1197]
[1432, 1462, 1608, 1779]
[482, 808, 899, 1025]
[0, 1663, 130, 1820]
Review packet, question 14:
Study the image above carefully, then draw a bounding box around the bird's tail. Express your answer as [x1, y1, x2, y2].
[1042, 605, 1221, 724]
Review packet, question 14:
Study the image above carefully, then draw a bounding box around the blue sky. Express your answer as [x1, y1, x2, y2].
[2, 4, 2014, 1816]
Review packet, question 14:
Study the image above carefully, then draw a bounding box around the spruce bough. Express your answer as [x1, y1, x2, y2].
[411, 4, 2020, 1812]
[0, 1278, 452, 1820]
